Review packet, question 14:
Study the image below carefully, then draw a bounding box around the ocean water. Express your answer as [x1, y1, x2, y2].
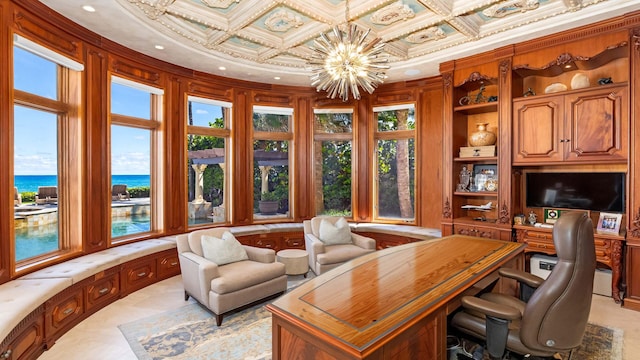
[14, 175, 150, 193]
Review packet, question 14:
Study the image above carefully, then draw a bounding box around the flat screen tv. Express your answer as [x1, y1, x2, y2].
[525, 172, 625, 213]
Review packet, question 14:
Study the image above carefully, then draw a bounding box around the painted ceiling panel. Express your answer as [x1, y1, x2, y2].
[39, 0, 639, 85]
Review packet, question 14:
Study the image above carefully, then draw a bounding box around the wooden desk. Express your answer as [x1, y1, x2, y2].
[267, 235, 525, 360]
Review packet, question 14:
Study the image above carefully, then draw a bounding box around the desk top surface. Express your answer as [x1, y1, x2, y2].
[268, 235, 524, 351]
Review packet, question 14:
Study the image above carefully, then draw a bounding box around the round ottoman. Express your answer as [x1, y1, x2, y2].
[277, 249, 309, 277]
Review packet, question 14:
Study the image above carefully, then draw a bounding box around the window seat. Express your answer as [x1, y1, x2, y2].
[0, 236, 178, 358]
[0, 221, 441, 359]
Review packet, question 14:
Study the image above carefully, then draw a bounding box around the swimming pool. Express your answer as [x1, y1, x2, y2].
[15, 214, 151, 261]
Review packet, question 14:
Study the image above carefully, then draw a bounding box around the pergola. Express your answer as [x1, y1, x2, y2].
[188, 148, 288, 203]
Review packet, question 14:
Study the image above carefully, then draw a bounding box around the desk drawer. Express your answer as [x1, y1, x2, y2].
[454, 224, 499, 239]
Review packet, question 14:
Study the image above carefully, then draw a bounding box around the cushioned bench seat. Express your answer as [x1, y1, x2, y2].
[0, 278, 72, 343]
[1, 236, 178, 350]
[21, 237, 177, 284]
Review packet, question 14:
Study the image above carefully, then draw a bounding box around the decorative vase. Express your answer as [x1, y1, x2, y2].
[469, 123, 496, 146]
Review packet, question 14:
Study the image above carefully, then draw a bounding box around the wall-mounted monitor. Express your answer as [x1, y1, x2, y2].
[525, 172, 625, 213]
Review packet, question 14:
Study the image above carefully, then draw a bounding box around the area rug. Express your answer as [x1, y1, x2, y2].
[118, 276, 309, 360]
[120, 289, 622, 360]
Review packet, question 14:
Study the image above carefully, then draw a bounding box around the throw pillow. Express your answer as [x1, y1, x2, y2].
[201, 231, 248, 265]
[319, 217, 352, 245]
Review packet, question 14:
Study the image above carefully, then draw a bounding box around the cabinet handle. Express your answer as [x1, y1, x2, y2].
[170, 262, 178, 266]
[63, 308, 74, 315]
[1, 349, 12, 359]
[99, 288, 110, 295]
[137, 272, 147, 277]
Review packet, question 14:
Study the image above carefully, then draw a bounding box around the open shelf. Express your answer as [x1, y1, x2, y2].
[513, 41, 628, 78]
[454, 102, 498, 115]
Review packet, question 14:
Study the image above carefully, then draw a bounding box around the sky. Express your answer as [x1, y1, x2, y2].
[13, 47, 223, 176]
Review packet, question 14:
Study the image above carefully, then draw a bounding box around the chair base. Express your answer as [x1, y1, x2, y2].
[184, 289, 285, 326]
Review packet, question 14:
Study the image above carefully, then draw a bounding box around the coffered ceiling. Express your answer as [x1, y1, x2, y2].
[40, 0, 639, 86]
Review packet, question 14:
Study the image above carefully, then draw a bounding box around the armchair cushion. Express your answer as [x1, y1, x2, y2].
[319, 217, 352, 245]
[201, 231, 248, 266]
[317, 244, 372, 265]
[211, 260, 286, 294]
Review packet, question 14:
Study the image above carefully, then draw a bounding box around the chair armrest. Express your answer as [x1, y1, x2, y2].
[351, 233, 376, 250]
[179, 251, 220, 304]
[461, 296, 522, 321]
[305, 233, 325, 254]
[243, 246, 276, 263]
[499, 267, 544, 289]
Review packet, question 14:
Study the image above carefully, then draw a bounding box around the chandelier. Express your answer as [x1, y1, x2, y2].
[308, 1, 389, 101]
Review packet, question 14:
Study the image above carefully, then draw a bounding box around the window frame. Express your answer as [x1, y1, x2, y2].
[108, 75, 164, 244]
[312, 107, 356, 219]
[186, 96, 232, 227]
[372, 103, 417, 224]
[252, 105, 294, 221]
[12, 35, 84, 273]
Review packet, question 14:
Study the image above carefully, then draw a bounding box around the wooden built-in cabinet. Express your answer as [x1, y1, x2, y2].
[236, 231, 305, 252]
[513, 84, 628, 164]
[441, 55, 513, 241]
[0, 249, 181, 358]
[623, 26, 640, 311]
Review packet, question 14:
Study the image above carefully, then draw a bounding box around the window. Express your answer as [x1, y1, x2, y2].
[313, 109, 354, 217]
[252, 106, 293, 220]
[110, 76, 163, 240]
[12, 34, 83, 266]
[373, 104, 416, 222]
[186, 96, 231, 226]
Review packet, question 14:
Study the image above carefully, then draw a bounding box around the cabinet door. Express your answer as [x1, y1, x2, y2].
[564, 85, 628, 162]
[513, 96, 564, 164]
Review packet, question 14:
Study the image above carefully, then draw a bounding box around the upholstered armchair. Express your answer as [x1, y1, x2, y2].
[177, 228, 287, 326]
[304, 216, 376, 275]
[451, 212, 596, 359]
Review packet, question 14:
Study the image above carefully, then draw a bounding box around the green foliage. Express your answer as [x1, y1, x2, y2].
[321, 140, 352, 213]
[20, 191, 36, 203]
[260, 191, 279, 201]
[128, 186, 150, 198]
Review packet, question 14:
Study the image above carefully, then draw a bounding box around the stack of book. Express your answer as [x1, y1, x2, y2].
[459, 145, 496, 158]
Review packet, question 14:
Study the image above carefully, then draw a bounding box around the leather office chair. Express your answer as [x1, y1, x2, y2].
[451, 211, 596, 359]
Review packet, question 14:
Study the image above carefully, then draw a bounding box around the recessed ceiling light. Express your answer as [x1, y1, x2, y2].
[82, 5, 96, 12]
[274, 76, 281, 80]
[218, 66, 226, 71]
[154, 45, 164, 50]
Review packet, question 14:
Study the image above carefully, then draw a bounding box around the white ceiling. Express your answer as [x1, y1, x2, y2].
[39, 0, 640, 87]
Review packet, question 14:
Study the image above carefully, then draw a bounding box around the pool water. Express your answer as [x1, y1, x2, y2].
[15, 214, 151, 261]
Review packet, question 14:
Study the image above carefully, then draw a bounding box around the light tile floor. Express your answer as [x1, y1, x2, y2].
[38, 275, 640, 360]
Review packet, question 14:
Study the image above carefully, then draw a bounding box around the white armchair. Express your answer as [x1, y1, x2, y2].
[304, 216, 376, 275]
[177, 228, 287, 325]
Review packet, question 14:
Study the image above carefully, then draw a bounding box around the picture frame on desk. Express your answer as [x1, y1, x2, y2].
[597, 212, 623, 235]
[543, 208, 590, 224]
